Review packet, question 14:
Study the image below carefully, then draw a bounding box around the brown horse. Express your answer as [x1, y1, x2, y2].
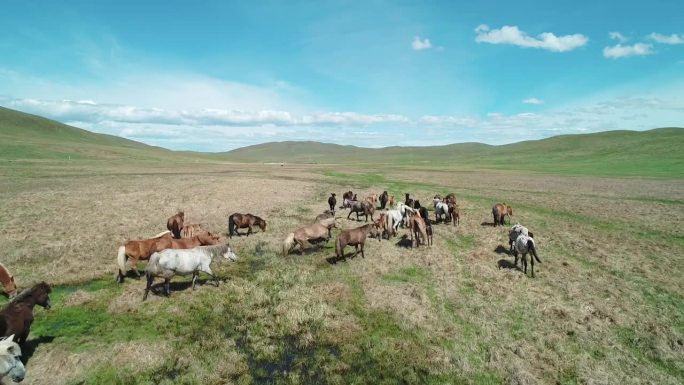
[389, 195, 396, 208]
[347, 201, 375, 222]
[445, 193, 457, 205]
[365, 193, 378, 206]
[492, 203, 513, 226]
[379, 191, 389, 209]
[116, 231, 173, 283]
[341, 191, 353, 209]
[228, 213, 267, 238]
[0, 264, 17, 299]
[182, 223, 203, 238]
[448, 202, 460, 226]
[335, 223, 381, 261]
[282, 217, 337, 256]
[0, 282, 51, 346]
[314, 210, 335, 223]
[167, 211, 184, 239]
[154, 232, 220, 251]
[409, 212, 429, 248]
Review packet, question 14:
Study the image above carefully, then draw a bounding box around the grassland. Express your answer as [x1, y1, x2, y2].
[1, 107, 683, 384]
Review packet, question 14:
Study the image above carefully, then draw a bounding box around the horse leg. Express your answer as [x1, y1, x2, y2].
[143, 274, 154, 301]
[164, 278, 171, 297]
[347, 211, 352, 220]
[522, 254, 528, 276]
[531, 255, 535, 278]
[354, 244, 359, 258]
[131, 258, 141, 278]
[360, 242, 365, 258]
[192, 272, 198, 290]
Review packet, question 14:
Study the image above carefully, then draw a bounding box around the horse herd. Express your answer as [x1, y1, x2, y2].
[0, 191, 539, 383]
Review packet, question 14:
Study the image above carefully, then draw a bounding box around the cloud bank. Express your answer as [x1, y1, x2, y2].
[474, 24, 588, 52]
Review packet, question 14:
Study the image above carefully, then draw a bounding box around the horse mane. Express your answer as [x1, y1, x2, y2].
[151, 230, 172, 239]
[200, 244, 233, 259]
[10, 281, 50, 304]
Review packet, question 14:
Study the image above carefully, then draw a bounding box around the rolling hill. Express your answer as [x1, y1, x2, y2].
[1, 106, 682, 177]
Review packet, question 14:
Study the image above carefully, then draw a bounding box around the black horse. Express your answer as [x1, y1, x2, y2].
[328, 193, 337, 213]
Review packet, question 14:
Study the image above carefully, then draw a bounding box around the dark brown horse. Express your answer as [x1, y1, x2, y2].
[405, 193, 414, 208]
[379, 191, 388, 209]
[418, 207, 434, 246]
[341, 191, 353, 209]
[0, 263, 17, 299]
[328, 193, 337, 213]
[492, 203, 513, 226]
[448, 202, 460, 226]
[228, 213, 267, 238]
[167, 211, 184, 239]
[0, 282, 51, 346]
[445, 193, 457, 205]
[335, 223, 380, 261]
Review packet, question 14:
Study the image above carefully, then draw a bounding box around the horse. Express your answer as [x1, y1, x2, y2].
[433, 198, 450, 223]
[408, 211, 429, 248]
[143, 244, 238, 300]
[228, 213, 267, 238]
[445, 193, 457, 205]
[342, 191, 353, 205]
[182, 223, 203, 238]
[314, 210, 335, 223]
[492, 203, 513, 226]
[509, 224, 533, 253]
[0, 282, 51, 346]
[347, 201, 375, 222]
[388, 195, 396, 208]
[365, 194, 378, 206]
[419, 207, 433, 246]
[166, 211, 184, 239]
[154, 232, 220, 251]
[396, 202, 416, 228]
[328, 193, 337, 213]
[116, 231, 174, 283]
[379, 191, 389, 209]
[282, 217, 337, 256]
[335, 223, 381, 261]
[0, 335, 24, 383]
[381, 209, 403, 238]
[0, 264, 17, 299]
[513, 234, 541, 277]
[404, 193, 414, 208]
[448, 202, 460, 226]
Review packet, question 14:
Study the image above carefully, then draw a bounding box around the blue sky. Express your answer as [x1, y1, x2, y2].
[1, 0, 682, 151]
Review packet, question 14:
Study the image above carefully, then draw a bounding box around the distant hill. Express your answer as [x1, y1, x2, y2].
[0, 106, 179, 162]
[222, 128, 684, 177]
[1, 106, 681, 177]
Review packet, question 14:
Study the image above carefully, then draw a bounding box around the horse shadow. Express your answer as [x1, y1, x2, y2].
[148, 279, 216, 297]
[494, 245, 511, 255]
[21, 335, 55, 364]
[395, 235, 413, 249]
[497, 259, 522, 271]
[481, 222, 496, 227]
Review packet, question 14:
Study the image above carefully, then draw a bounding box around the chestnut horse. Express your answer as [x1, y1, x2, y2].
[282, 217, 337, 256]
[182, 223, 203, 238]
[167, 211, 184, 239]
[409, 211, 429, 248]
[0, 264, 17, 298]
[335, 223, 381, 261]
[0, 282, 51, 346]
[388, 195, 396, 208]
[228, 213, 267, 238]
[492, 203, 513, 226]
[116, 231, 219, 283]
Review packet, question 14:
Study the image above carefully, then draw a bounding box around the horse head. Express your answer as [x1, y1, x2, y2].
[0, 335, 25, 382]
[3, 276, 17, 299]
[221, 246, 239, 262]
[35, 282, 52, 310]
[257, 218, 267, 231]
[200, 232, 221, 245]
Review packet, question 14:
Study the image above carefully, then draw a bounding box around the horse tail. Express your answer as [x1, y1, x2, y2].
[282, 233, 295, 256]
[528, 240, 541, 263]
[116, 246, 127, 283]
[228, 214, 235, 238]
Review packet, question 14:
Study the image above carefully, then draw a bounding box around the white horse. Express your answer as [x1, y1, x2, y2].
[143, 244, 238, 300]
[513, 234, 541, 278]
[0, 335, 25, 383]
[395, 202, 416, 227]
[383, 209, 404, 238]
[508, 223, 530, 252]
[432, 199, 450, 223]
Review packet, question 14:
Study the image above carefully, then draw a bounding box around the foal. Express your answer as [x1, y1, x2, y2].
[0, 282, 51, 346]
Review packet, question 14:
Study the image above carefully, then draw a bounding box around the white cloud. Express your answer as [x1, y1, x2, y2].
[609, 32, 628, 43]
[603, 43, 653, 59]
[474, 24, 588, 52]
[648, 32, 684, 45]
[412, 36, 432, 51]
[522, 97, 544, 105]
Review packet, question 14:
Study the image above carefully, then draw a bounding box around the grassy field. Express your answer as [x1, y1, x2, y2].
[1, 160, 683, 385]
[1, 107, 683, 384]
